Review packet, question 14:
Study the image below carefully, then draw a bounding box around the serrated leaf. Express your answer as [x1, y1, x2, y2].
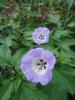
[53, 66, 75, 94]
[52, 29, 71, 40]
[13, 78, 22, 92]
[67, 22, 75, 27]
[58, 50, 72, 64]
[48, 84, 67, 100]
[0, 35, 15, 47]
[0, 0, 5, 5]
[0, 80, 14, 100]
[23, 31, 32, 40]
[0, 46, 11, 66]
[39, 65, 75, 100]
[12, 48, 28, 67]
[10, 82, 49, 100]
[48, 14, 61, 26]
[66, 0, 74, 8]
[59, 39, 75, 52]
[23, 31, 33, 46]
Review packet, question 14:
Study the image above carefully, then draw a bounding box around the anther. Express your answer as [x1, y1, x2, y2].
[43, 61, 47, 65]
[44, 65, 46, 69]
[37, 63, 41, 66]
[40, 59, 43, 62]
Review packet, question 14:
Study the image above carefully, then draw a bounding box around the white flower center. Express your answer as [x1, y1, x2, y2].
[32, 58, 48, 75]
[39, 33, 45, 40]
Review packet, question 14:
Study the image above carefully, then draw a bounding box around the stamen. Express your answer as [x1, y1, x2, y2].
[44, 65, 46, 69]
[40, 59, 43, 62]
[43, 61, 47, 65]
[39, 34, 45, 40]
[32, 58, 48, 75]
[37, 63, 41, 66]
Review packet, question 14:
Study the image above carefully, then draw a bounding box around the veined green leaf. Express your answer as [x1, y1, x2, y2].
[67, 22, 75, 27]
[0, 80, 14, 100]
[10, 82, 49, 100]
[47, 14, 61, 26]
[12, 48, 28, 67]
[0, 46, 11, 66]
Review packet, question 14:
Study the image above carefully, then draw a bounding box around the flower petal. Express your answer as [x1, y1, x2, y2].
[39, 70, 52, 86]
[35, 27, 43, 33]
[23, 69, 39, 83]
[43, 50, 56, 70]
[28, 48, 43, 58]
[42, 27, 50, 35]
[31, 74, 40, 83]
[24, 69, 35, 81]
[32, 32, 41, 45]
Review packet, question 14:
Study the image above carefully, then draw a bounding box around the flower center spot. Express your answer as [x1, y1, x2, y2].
[32, 58, 48, 75]
[39, 34, 45, 40]
[38, 59, 47, 70]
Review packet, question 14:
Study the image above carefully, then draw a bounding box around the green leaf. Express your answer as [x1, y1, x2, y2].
[53, 66, 75, 94]
[0, 0, 5, 5]
[47, 14, 61, 26]
[67, 22, 75, 27]
[0, 35, 15, 47]
[12, 48, 27, 67]
[10, 82, 49, 100]
[38, 79, 67, 100]
[13, 78, 22, 92]
[23, 31, 32, 40]
[0, 46, 11, 66]
[66, 0, 74, 8]
[57, 38, 75, 65]
[58, 50, 72, 64]
[52, 29, 71, 40]
[39, 65, 75, 100]
[59, 39, 75, 53]
[23, 31, 33, 46]
[0, 80, 14, 100]
[47, 84, 67, 100]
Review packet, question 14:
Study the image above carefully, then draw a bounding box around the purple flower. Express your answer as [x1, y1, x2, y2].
[32, 27, 50, 45]
[20, 48, 56, 86]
